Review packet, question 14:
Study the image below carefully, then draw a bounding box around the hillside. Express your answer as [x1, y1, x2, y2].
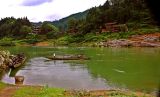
[51, 10, 88, 31]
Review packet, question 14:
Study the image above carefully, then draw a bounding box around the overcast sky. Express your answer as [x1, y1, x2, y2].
[0, 0, 106, 22]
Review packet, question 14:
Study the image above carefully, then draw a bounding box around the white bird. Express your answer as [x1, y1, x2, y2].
[113, 69, 125, 73]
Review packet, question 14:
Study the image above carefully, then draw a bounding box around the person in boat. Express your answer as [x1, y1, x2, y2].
[77, 54, 85, 58]
[53, 53, 56, 58]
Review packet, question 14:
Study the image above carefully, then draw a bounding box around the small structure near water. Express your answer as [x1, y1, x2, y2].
[15, 76, 24, 85]
[100, 22, 128, 33]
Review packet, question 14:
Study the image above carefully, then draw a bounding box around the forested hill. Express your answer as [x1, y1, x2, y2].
[51, 0, 156, 33]
[51, 10, 88, 31]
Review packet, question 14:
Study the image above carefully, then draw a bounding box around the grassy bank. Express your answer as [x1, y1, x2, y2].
[0, 82, 65, 97]
[0, 82, 156, 97]
[0, 27, 160, 47]
[13, 86, 64, 97]
[44, 27, 160, 47]
[0, 82, 7, 91]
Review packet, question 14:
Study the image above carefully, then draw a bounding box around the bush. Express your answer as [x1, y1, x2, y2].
[46, 31, 57, 39]
[137, 28, 160, 34]
[40, 22, 59, 34]
[56, 36, 70, 45]
[25, 33, 40, 44]
[70, 35, 84, 43]
[84, 33, 106, 42]
[19, 26, 32, 38]
[0, 37, 15, 46]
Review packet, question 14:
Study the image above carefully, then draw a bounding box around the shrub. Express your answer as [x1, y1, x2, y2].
[0, 37, 15, 46]
[84, 33, 106, 42]
[56, 36, 70, 45]
[46, 31, 57, 39]
[25, 33, 40, 44]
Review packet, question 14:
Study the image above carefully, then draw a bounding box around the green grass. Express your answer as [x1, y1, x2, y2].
[0, 26, 159, 47]
[0, 82, 7, 91]
[0, 82, 154, 97]
[13, 86, 65, 97]
[45, 27, 160, 47]
[108, 91, 137, 97]
[53, 27, 160, 46]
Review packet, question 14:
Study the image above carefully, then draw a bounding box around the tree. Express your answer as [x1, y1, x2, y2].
[0, 17, 32, 38]
[25, 33, 39, 44]
[20, 26, 32, 38]
[40, 22, 59, 34]
[81, 7, 102, 34]
[67, 18, 78, 33]
[0, 17, 16, 37]
[46, 31, 57, 39]
[78, 0, 152, 34]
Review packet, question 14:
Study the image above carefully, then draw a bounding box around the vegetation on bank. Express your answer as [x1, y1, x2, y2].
[0, 82, 155, 97]
[0, 82, 7, 91]
[13, 86, 64, 97]
[0, 27, 159, 47]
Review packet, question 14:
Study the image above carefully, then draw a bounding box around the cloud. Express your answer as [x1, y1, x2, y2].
[22, 0, 53, 6]
[0, 0, 106, 22]
[46, 14, 61, 21]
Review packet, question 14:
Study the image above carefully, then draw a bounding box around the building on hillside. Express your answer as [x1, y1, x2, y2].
[32, 26, 41, 34]
[101, 22, 128, 33]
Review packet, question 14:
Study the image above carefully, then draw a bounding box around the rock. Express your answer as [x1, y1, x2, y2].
[0, 50, 14, 69]
[98, 42, 106, 47]
[0, 55, 5, 66]
[0, 51, 10, 69]
[102, 39, 160, 47]
[139, 42, 160, 47]
[143, 36, 160, 42]
[104, 39, 132, 47]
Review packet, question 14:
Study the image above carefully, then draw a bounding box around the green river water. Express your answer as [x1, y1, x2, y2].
[0, 46, 160, 92]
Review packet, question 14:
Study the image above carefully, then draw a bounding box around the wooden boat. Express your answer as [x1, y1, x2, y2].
[12, 57, 26, 68]
[46, 55, 90, 60]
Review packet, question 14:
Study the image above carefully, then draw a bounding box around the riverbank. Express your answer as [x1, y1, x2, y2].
[101, 33, 160, 47]
[29, 33, 160, 47]
[0, 82, 156, 97]
[0, 29, 160, 48]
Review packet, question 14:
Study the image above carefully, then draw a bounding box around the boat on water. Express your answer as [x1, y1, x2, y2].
[46, 54, 90, 60]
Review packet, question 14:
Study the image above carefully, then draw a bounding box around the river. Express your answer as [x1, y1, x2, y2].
[0, 46, 160, 92]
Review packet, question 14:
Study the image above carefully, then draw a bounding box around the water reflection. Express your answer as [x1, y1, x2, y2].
[2, 57, 110, 90]
[0, 46, 159, 91]
[1, 69, 15, 84]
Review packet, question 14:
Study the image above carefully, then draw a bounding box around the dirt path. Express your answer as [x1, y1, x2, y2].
[34, 41, 50, 46]
[0, 86, 20, 97]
